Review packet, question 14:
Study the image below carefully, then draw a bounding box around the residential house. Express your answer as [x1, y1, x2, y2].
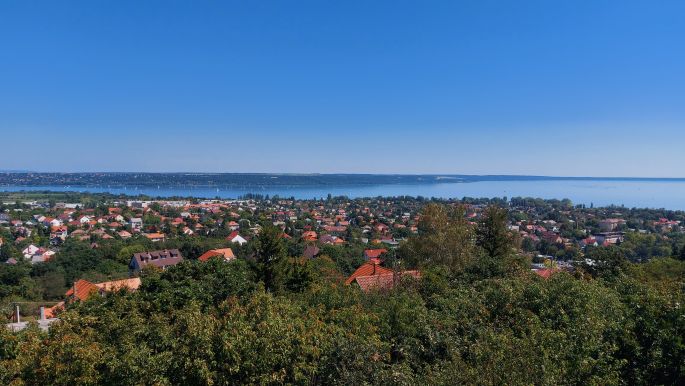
[129, 217, 143, 231]
[226, 231, 247, 245]
[302, 231, 318, 241]
[599, 218, 626, 232]
[319, 234, 344, 245]
[144, 232, 166, 242]
[541, 231, 563, 245]
[50, 226, 68, 242]
[580, 237, 598, 248]
[31, 250, 56, 264]
[45, 277, 142, 318]
[22, 244, 41, 259]
[363, 249, 388, 260]
[345, 260, 420, 292]
[594, 232, 624, 245]
[532, 268, 561, 279]
[198, 248, 236, 262]
[129, 249, 184, 273]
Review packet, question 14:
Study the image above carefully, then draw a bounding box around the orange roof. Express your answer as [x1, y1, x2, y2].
[144, 233, 165, 239]
[65, 277, 142, 303]
[65, 279, 99, 301]
[345, 261, 393, 285]
[198, 250, 222, 261]
[353, 271, 421, 292]
[533, 268, 560, 279]
[302, 231, 317, 237]
[364, 249, 387, 259]
[44, 301, 64, 318]
[198, 248, 236, 262]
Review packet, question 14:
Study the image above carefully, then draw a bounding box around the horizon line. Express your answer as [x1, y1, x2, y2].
[2, 171, 685, 180]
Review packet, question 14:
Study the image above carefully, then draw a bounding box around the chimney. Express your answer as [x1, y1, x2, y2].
[40, 306, 46, 321]
[15, 304, 20, 323]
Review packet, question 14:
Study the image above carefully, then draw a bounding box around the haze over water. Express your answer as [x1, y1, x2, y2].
[3, 179, 685, 210]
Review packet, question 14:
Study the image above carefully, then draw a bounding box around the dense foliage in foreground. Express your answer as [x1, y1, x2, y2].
[1, 205, 684, 385]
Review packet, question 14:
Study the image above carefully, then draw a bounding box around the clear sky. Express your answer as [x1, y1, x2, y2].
[1, 0, 683, 176]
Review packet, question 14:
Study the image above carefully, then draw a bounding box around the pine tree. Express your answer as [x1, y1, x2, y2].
[476, 205, 513, 259]
[254, 225, 287, 292]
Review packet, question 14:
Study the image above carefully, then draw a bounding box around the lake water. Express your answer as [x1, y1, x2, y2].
[2, 180, 685, 210]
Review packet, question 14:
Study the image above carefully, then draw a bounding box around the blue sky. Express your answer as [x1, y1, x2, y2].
[1, 0, 683, 176]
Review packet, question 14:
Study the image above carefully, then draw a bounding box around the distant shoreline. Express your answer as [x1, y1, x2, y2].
[1, 172, 684, 188]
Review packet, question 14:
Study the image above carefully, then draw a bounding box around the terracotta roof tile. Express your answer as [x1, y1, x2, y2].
[345, 261, 393, 285]
[198, 248, 236, 262]
[364, 249, 388, 259]
[65, 279, 99, 301]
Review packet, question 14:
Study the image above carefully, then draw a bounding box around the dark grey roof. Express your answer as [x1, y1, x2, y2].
[131, 249, 183, 269]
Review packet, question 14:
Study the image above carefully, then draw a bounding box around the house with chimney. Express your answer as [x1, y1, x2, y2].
[43, 277, 142, 320]
[363, 248, 387, 260]
[345, 259, 420, 292]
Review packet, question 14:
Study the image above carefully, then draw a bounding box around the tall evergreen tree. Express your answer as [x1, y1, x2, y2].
[253, 225, 287, 292]
[476, 205, 513, 259]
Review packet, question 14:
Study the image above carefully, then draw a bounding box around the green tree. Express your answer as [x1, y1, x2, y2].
[253, 225, 287, 292]
[476, 205, 513, 259]
[581, 247, 629, 279]
[401, 203, 474, 272]
[282, 257, 315, 293]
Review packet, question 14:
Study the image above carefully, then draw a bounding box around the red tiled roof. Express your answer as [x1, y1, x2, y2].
[198, 248, 236, 262]
[364, 249, 387, 259]
[533, 268, 559, 279]
[65, 279, 99, 301]
[345, 261, 393, 285]
[198, 250, 222, 261]
[302, 231, 318, 241]
[44, 301, 64, 318]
